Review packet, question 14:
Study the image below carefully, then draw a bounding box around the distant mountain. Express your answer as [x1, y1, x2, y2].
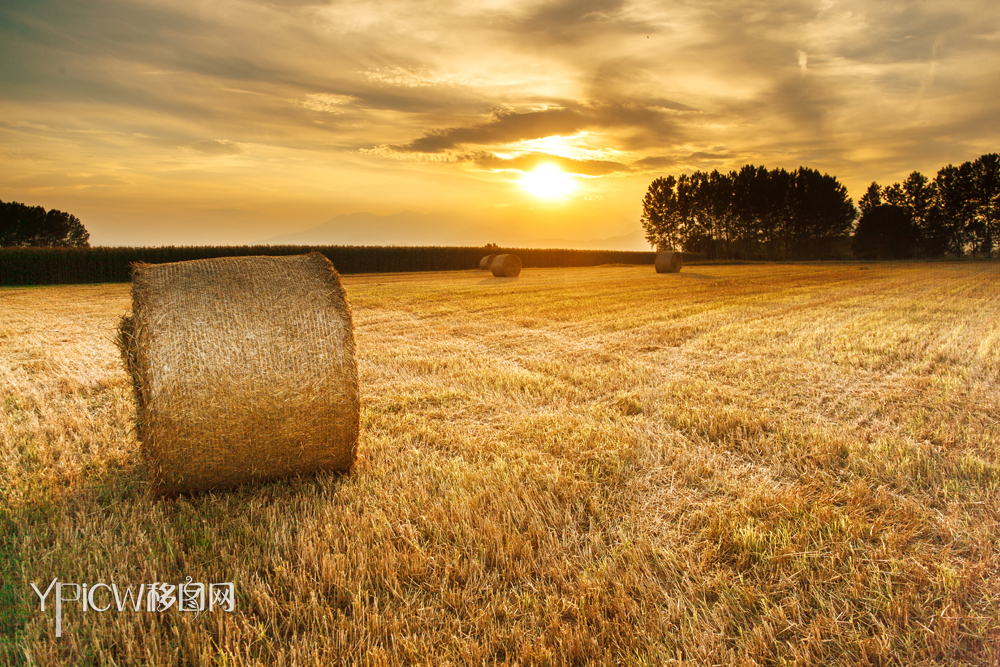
[256, 211, 650, 251]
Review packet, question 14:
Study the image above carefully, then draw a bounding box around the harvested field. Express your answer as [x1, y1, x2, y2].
[1, 262, 999, 666]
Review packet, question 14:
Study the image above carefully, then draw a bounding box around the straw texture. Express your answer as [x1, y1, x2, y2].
[491, 254, 522, 277]
[118, 252, 359, 494]
[654, 250, 683, 273]
[479, 254, 496, 270]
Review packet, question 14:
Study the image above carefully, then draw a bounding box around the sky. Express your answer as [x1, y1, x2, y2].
[1, 0, 999, 248]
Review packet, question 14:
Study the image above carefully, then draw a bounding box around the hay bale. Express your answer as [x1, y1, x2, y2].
[491, 254, 522, 277]
[479, 254, 496, 270]
[654, 250, 682, 273]
[117, 252, 359, 494]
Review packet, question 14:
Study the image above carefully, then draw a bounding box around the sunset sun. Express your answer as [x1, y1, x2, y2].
[520, 164, 576, 198]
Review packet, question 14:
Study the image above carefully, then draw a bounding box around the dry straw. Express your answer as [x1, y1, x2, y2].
[117, 252, 359, 494]
[479, 254, 496, 270]
[491, 254, 522, 277]
[655, 250, 683, 273]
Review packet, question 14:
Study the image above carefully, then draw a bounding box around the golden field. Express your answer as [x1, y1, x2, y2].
[1, 262, 998, 666]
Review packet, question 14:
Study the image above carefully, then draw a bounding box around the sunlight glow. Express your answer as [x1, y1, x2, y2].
[520, 164, 576, 198]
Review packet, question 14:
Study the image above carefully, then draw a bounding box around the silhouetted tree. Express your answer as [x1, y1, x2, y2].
[685, 171, 719, 257]
[970, 153, 1000, 257]
[730, 164, 776, 259]
[0, 200, 90, 247]
[640, 176, 681, 251]
[852, 205, 918, 259]
[872, 172, 939, 256]
[901, 172, 937, 254]
[786, 167, 857, 259]
[675, 173, 705, 252]
[858, 183, 883, 217]
[932, 163, 976, 257]
[704, 169, 736, 259]
[902, 173, 936, 227]
[641, 165, 855, 260]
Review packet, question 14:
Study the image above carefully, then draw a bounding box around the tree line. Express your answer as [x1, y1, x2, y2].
[641, 166, 856, 260]
[0, 199, 90, 247]
[854, 153, 999, 259]
[641, 153, 1000, 260]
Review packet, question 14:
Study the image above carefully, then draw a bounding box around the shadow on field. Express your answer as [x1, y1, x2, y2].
[477, 277, 520, 285]
[149, 471, 356, 572]
[0, 507, 26, 665]
[674, 272, 718, 280]
[81, 443, 353, 510]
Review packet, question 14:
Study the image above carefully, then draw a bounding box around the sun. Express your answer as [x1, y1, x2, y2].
[520, 164, 576, 198]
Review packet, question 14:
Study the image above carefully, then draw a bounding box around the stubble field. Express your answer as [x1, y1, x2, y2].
[1, 262, 998, 666]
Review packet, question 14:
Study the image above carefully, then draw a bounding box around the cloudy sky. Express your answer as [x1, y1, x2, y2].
[1, 0, 998, 247]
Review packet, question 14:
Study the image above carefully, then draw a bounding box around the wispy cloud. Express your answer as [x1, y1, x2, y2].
[188, 140, 247, 155]
[297, 93, 359, 113]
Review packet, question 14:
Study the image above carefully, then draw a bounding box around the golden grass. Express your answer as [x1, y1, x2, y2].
[1, 262, 998, 666]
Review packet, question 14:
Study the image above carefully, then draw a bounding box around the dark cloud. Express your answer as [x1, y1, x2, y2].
[529, 0, 627, 26]
[633, 155, 678, 169]
[468, 151, 630, 176]
[385, 99, 689, 155]
[391, 108, 592, 153]
[507, 0, 654, 45]
[633, 149, 741, 172]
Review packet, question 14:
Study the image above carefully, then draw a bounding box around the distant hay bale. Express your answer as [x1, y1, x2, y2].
[116, 252, 359, 494]
[655, 250, 683, 273]
[491, 254, 522, 277]
[479, 254, 496, 270]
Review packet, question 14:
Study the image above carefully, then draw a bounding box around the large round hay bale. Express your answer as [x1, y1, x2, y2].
[117, 252, 359, 494]
[479, 254, 496, 270]
[491, 254, 522, 277]
[654, 250, 682, 273]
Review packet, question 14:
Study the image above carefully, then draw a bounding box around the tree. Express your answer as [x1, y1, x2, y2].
[730, 164, 774, 259]
[786, 167, 856, 259]
[970, 153, 1000, 257]
[852, 205, 918, 259]
[642, 164, 856, 260]
[872, 172, 939, 256]
[0, 200, 90, 247]
[901, 172, 936, 231]
[640, 176, 681, 251]
[858, 183, 882, 217]
[704, 170, 736, 259]
[681, 171, 715, 257]
[933, 163, 976, 257]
